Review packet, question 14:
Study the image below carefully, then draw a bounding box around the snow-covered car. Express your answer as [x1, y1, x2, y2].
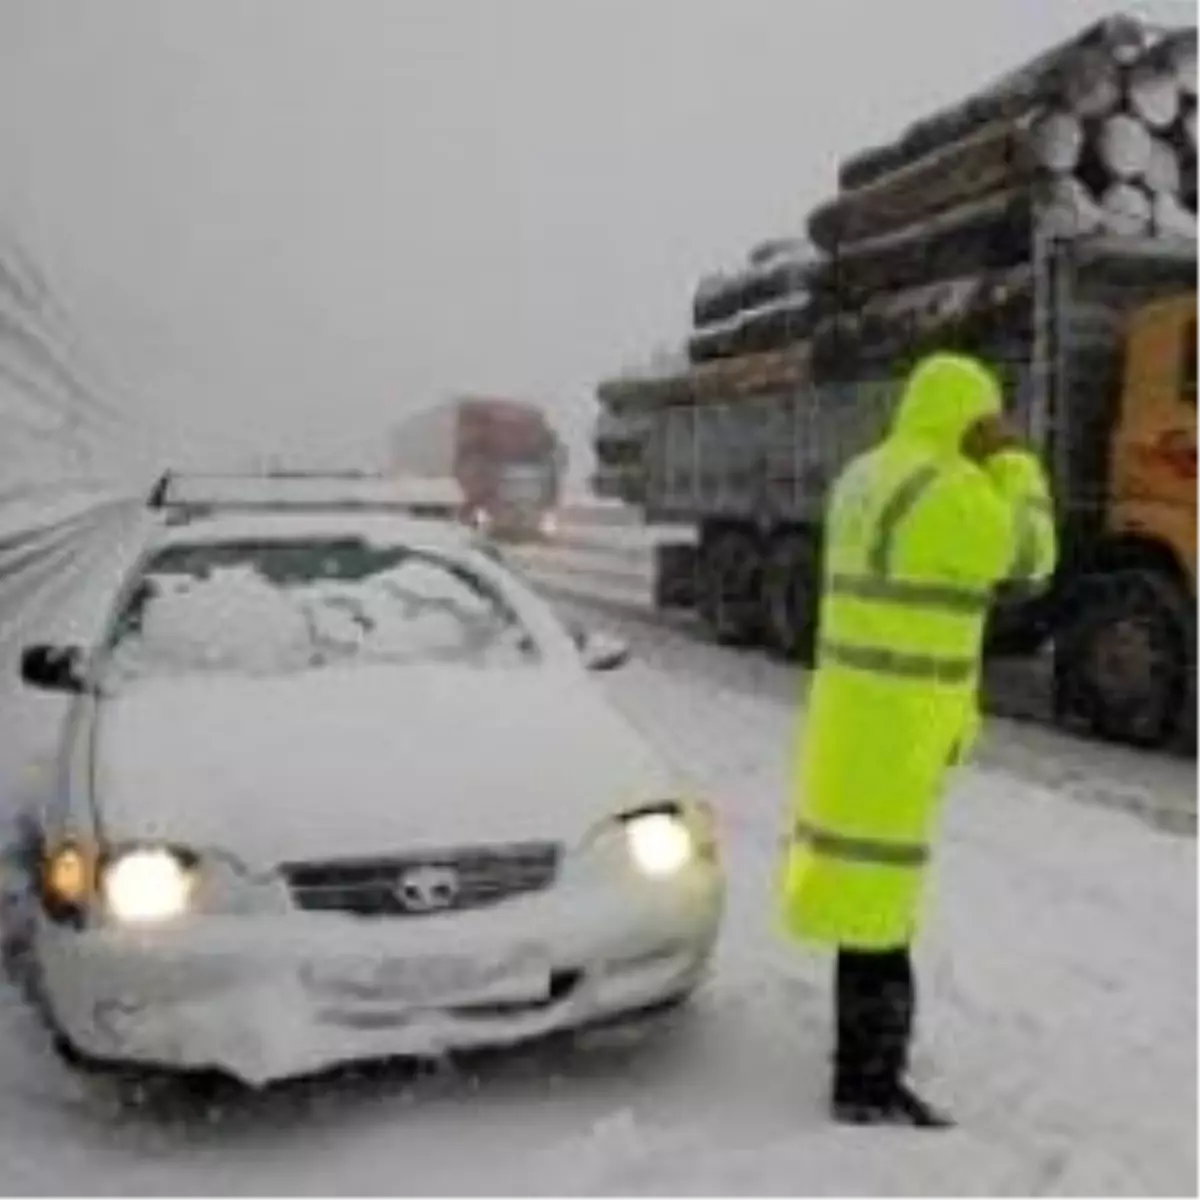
[8, 512, 724, 1086]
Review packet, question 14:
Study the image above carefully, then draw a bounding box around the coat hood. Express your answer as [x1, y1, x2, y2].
[889, 353, 1002, 457]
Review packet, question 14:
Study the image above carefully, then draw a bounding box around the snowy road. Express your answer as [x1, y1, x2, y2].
[549, 590, 1198, 839]
[0, 543, 1194, 1196]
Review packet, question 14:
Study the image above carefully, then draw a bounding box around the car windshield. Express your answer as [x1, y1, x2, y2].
[103, 536, 538, 685]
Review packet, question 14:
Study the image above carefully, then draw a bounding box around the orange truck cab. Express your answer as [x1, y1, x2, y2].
[1052, 289, 1197, 749]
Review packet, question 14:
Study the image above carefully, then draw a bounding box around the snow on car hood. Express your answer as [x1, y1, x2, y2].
[91, 663, 677, 867]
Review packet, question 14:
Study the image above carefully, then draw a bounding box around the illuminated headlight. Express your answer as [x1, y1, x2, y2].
[624, 811, 695, 878]
[472, 508, 492, 530]
[101, 847, 195, 924]
[538, 510, 559, 538]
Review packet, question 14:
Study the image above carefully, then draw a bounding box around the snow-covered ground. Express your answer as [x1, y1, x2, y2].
[0, 540, 1194, 1196]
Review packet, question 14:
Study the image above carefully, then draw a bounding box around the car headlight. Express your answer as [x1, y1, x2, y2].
[568, 802, 719, 886]
[101, 846, 195, 924]
[623, 810, 696, 878]
[538, 510, 559, 538]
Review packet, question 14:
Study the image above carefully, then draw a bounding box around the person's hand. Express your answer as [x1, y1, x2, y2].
[961, 413, 1022, 463]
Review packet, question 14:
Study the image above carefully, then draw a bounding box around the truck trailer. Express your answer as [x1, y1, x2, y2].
[592, 16, 1197, 750]
[390, 397, 565, 542]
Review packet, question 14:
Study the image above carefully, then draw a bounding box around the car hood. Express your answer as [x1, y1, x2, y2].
[92, 663, 677, 867]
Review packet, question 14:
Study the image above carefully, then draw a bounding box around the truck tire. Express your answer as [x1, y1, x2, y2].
[653, 543, 699, 611]
[697, 531, 762, 646]
[762, 532, 820, 665]
[1055, 568, 1195, 750]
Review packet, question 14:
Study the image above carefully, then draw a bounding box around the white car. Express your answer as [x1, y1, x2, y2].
[6, 512, 723, 1086]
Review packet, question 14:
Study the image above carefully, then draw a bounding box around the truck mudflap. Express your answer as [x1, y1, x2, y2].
[653, 543, 699, 610]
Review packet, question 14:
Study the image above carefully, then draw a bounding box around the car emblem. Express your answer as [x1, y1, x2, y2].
[395, 865, 460, 913]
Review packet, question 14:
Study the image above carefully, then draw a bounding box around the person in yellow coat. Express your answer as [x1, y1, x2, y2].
[780, 352, 1057, 1128]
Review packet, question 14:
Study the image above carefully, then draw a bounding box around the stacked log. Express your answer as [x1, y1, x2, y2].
[675, 16, 1196, 378]
[813, 31, 1197, 256]
[800, 19, 1196, 381]
[837, 16, 1151, 190]
[688, 242, 821, 363]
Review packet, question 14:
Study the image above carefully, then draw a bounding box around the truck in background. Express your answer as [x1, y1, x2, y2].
[390, 397, 566, 542]
[592, 16, 1197, 751]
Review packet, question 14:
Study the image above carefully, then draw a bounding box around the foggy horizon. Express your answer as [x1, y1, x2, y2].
[0, 0, 1189, 482]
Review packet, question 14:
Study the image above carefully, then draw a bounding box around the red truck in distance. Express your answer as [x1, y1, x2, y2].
[390, 397, 565, 542]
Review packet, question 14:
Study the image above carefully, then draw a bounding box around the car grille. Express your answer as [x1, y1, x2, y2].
[280, 842, 560, 918]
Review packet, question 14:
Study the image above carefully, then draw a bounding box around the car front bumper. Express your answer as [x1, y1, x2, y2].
[37, 865, 722, 1086]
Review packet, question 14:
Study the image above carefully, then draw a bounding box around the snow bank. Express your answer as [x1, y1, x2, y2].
[0, 487, 123, 546]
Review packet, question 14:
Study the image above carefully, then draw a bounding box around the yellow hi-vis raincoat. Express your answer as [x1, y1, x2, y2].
[780, 353, 1057, 949]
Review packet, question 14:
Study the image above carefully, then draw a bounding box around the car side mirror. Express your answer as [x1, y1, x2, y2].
[577, 629, 631, 672]
[20, 645, 87, 694]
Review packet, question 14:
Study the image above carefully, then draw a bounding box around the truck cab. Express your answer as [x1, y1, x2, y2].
[1052, 291, 1197, 749]
[1109, 295, 1196, 580]
[456, 402, 564, 543]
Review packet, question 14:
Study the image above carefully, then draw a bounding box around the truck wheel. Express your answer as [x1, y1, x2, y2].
[697, 531, 761, 645]
[653, 543, 699, 611]
[1055, 569, 1194, 750]
[762, 533, 820, 665]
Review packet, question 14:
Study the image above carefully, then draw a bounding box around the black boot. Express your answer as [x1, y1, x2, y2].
[831, 950, 954, 1129]
[834, 1016, 954, 1130]
[831, 980, 897, 1118]
[888, 1082, 954, 1128]
[832, 1084, 954, 1128]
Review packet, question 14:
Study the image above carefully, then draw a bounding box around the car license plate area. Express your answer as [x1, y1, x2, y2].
[301, 950, 550, 1010]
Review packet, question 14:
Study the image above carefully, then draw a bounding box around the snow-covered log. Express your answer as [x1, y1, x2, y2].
[693, 250, 820, 331]
[692, 272, 740, 328]
[748, 236, 806, 266]
[1100, 182, 1153, 236]
[823, 189, 1033, 304]
[811, 118, 1046, 252]
[811, 105, 1186, 255]
[1152, 189, 1198, 238]
[731, 296, 815, 357]
[1126, 63, 1182, 129]
[1061, 47, 1124, 118]
[1095, 112, 1154, 179]
[819, 176, 1137, 305]
[1182, 101, 1197, 150]
[1144, 136, 1184, 194]
[810, 114, 1082, 252]
[1165, 27, 1198, 96]
[807, 265, 1040, 382]
[1037, 175, 1106, 237]
[837, 15, 1150, 191]
[687, 317, 741, 364]
[1029, 110, 1086, 172]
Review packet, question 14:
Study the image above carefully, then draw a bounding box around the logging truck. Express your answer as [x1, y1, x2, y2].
[596, 233, 1197, 750]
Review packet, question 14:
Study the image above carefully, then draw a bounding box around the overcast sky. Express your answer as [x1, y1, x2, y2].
[0, 0, 1189, 478]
